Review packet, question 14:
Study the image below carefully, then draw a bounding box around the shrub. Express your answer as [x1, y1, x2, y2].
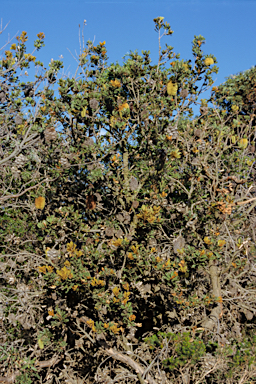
[0, 16, 255, 384]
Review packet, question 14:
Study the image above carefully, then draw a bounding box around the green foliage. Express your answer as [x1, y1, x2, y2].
[0, 346, 40, 384]
[209, 65, 256, 156]
[145, 331, 206, 371]
[211, 65, 256, 118]
[227, 333, 256, 371]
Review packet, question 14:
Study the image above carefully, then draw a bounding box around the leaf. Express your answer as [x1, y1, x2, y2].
[231, 135, 236, 144]
[217, 239, 226, 247]
[179, 260, 187, 273]
[170, 148, 181, 159]
[38, 338, 44, 349]
[231, 105, 239, 113]
[81, 107, 87, 117]
[204, 236, 211, 245]
[118, 102, 130, 118]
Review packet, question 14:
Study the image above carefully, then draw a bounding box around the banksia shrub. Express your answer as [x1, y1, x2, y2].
[0, 16, 255, 384]
[211, 65, 256, 130]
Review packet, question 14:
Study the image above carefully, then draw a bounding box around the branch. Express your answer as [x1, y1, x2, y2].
[35, 355, 62, 368]
[235, 196, 256, 206]
[195, 359, 222, 384]
[0, 131, 40, 167]
[103, 348, 157, 384]
[201, 260, 222, 331]
[0, 372, 19, 384]
[0, 177, 58, 203]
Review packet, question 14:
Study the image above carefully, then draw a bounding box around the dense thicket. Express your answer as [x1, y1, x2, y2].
[0, 18, 255, 384]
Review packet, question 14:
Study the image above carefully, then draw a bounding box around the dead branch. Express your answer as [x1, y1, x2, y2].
[102, 347, 157, 384]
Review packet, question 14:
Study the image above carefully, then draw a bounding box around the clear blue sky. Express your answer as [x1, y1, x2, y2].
[1, 0, 256, 115]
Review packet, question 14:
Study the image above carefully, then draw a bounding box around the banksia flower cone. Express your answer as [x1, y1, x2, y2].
[167, 81, 178, 96]
[35, 196, 46, 210]
[204, 58, 214, 66]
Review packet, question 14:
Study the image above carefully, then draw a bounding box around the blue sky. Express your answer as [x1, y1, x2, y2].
[1, 0, 256, 115]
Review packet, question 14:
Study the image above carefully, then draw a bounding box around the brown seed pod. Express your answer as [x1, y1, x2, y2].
[200, 106, 208, 115]
[132, 200, 139, 209]
[122, 211, 131, 224]
[83, 137, 94, 147]
[194, 129, 202, 137]
[59, 157, 70, 169]
[129, 176, 139, 191]
[248, 145, 255, 153]
[173, 236, 185, 254]
[44, 127, 57, 143]
[15, 115, 23, 126]
[89, 98, 99, 110]
[180, 88, 189, 99]
[166, 124, 178, 139]
[116, 213, 124, 222]
[86, 195, 97, 210]
[0, 90, 6, 103]
[94, 192, 102, 201]
[14, 154, 27, 168]
[115, 228, 124, 238]
[105, 227, 115, 237]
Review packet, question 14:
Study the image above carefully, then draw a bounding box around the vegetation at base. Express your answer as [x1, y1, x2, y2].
[0, 16, 255, 383]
